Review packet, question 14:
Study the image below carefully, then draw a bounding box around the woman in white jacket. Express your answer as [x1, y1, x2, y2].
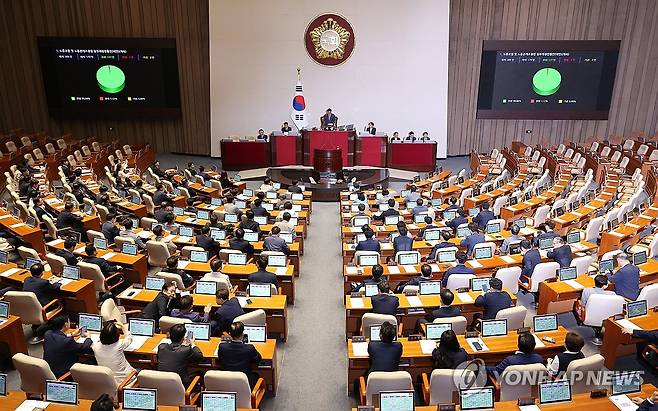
[92, 321, 135, 383]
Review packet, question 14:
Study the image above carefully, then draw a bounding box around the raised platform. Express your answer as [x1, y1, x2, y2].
[267, 166, 390, 202]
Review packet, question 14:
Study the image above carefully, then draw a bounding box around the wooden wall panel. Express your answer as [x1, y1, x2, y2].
[0, 0, 210, 155]
[448, 0, 658, 155]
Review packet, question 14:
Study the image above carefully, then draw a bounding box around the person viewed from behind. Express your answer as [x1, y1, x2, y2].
[217, 321, 263, 387]
[42, 314, 93, 377]
[92, 321, 135, 383]
[367, 321, 402, 374]
[431, 330, 468, 369]
[157, 323, 203, 386]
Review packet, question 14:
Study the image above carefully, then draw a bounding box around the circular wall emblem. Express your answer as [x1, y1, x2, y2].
[304, 14, 355, 66]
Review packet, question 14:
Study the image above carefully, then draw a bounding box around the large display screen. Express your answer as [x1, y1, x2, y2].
[477, 40, 620, 120]
[38, 37, 181, 117]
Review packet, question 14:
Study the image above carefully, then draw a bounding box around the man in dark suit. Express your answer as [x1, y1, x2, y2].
[248, 257, 278, 286]
[474, 278, 513, 320]
[217, 321, 263, 387]
[609, 252, 640, 300]
[631, 392, 658, 411]
[445, 197, 461, 212]
[281, 122, 293, 133]
[255, 128, 268, 141]
[42, 314, 93, 376]
[425, 289, 461, 322]
[367, 321, 402, 374]
[56, 202, 84, 232]
[447, 209, 468, 231]
[397, 264, 434, 292]
[288, 180, 303, 194]
[83, 245, 121, 276]
[152, 183, 171, 206]
[487, 332, 544, 376]
[429, 230, 456, 260]
[142, 282, 177, 322]
[263, 226, 290, 254]
[238, 211, 261, 233]
[374, 199, 399, 221]
[547, 236, 572, 268]
[534, 221, 559, 246]
[356, 227, 380, 252]
[229, 228, 255, 254]
[23, 263, 61, 306]
[520, 240, 541, 283]
[442, 251, 475, 287]
[211, 289, 245, 336]
[473, 200, 495, 230]
[55, 239, 79, 266]
[371, 281, 399, 315]
[197, 166, 212, 181]
[157, 324, 204, 386]
[196, 225, 220, 256]
[101, 212, 121, 244]
[461, 223, 485, 257]
[320, 108, 338, 130]
[404, 131, 416, 142]
[251, 199, 270, 218]
[393, 226, 413, 253]
[154, 203, 172, 223]
[418, 216, 439, 239]
[32, 196, 53, 221]
[355, 264, 386, 292]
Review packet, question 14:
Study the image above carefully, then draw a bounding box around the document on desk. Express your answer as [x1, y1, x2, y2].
[465, 337, 490, 352]
[345, 266, 359, 275]
[406, 296, 423, 307]
[138, 231, 152, 239]
[616, 318, 642, 331]
[350, 227, 362, 233]
[500, 256, 517, 264]
[350, 298, 365, 308]
[163, 234, 176, 242]
[627, 223, 641, 229]
[609, 394, 638, 411]
[0, 214, 11, 220]
[15, 400, 51, 411]
[420, 339, 438, 355]
[237, 297, 249, 307]
[9, 223, 25, 228]
[430, 264, 440, 272]
[0, 267, 21, 277]
[387, 266, 400, 274]
[457, 292, 475, 303]
[177, 260, 190, 270]
[564, 280, 585, 290]
[275, 267, 288, 276]
[77, 334, 100, 344]
[125, 335, 150, 352]
[519, 405, 541, 411]
[468, 260, 483, 269]
[152, 338, 172, 352]
[352, 341, 369, 357]
[402, 265, 418, 273]
[74, 246, 87, 254]
[102, 252, 117, 260]
[532, 334, 545, 348]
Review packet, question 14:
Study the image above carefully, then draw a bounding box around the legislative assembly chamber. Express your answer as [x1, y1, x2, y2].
[2, 1, 658, 410]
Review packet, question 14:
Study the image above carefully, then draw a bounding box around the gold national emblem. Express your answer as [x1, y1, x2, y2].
[309, 18, 351, 60]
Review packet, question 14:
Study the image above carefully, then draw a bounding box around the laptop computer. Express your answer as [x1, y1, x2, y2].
[419, 281, 442, 295]
[379, 390, 414, 411]
[62, 265, 80, 280]
[45, 380, 78, 405]
[358, 254, 379, 267]
[145, 276, 166, 291]
[190, 250, 209, 263]
[228, 253, 247, 265]
[185, 323, 211, 341]
[243, 325, 267, 343]
[195, 280, 218, 295]
[267, 254, 287, 267]
[459, 387, 495, 411]
[123, 388, 157, 411]
[200, 391, 236, 411]
[128, 318, 155, 337]
[122, 243, 138, 256]
[78, 313, 103, 333]
[611, 371, 642, 396]
[626, 300, 648, 318]
[481, 319, 508, 337]
[538, 380, 572, 404]
[0, 301, 10, 321]
[470, 277, 491, 292]
[398, 252, 419, 266]
[533, 314, 558, 332]
[425, 323, 452, 340]
[248, 283, 272, 297]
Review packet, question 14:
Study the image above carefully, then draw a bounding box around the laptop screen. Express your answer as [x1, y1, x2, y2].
[46, 380, 78, 405]
[145, 276, 165, 291]
[539, 380, 572, 404]
[123, 388, 157, 410]
[611, 371, 642, 395]
[474, 247, 492, 259]
[470, 277, 491, 292]
[538, 238, 553, 250]
[178, 226, 194, 237]
[486, 222, 501, 234]
[201, 391, 237, 411]
[566, 231, 581, 244]
[0, 373, 5, 396]
[379, 390, 414, 411]
[514, 218, 526, 228]
[481, 319, 507, 337]
[414, 214, 427, 224]
[244, 231, 259, 242]
[419, 281, 442, 295]
[599, 259, 614, 273]
[627, 300, 648, 318]
[185, 323, 211, 341]
[633, 251, 647, 266]
[438, 250, 456, 263]
[469, 207, 480, 217]
[280, 232, 294, 244]
[211, 197, 222, 206]
[173, 206, 184, 216]
[249, 283, 272, 297]
[268, 254, 286, 267]
[197, 210, 210, 220]
[190, 250, 209, 263]
[234, 200, 246, 210]
[533, 314, 558, 332]
[384, 215, 400, 225]
[398, 253, 419, 266]
[195, 281, 217, 295]
[459, 387, 495, 411]
[292, 193, 304, 200]
[131, 195, 141, 205]
[224, 214, 238, 223]
[370, 325, 397, 342]
[210, 228, 226, 241]
[25, 257, 40, 270]
[122, 243, 138, 256]
[228, 253, 247, 265]
[558, 266, 577, 281]
[0, 250, 7, 264]
[457, 226, 471, 238]
[78, 313, 103, 332]
[242, 189, 253, 197]
[426, 323, 451, 340]
[254, 216, 267, 225]
[364, 283, 379, 297]
[243, 325, 267, 343]
[0, 301, 9, 319]
[128, 318, 155, 337]
[358, 254, 379, 267]
[443, 210, 456, 221]
[266, 191, 277, 199]
[424, 229, 441, 241]
[62, 265, 80, 280]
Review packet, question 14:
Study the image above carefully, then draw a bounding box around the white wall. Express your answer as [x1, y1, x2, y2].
[209, 0, 449, 158]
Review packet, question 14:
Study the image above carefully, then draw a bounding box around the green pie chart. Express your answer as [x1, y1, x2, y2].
[96, 65, 125, 93]
[532, 67, 561, 96]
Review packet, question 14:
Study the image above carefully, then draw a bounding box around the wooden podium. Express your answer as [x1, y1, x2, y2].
[302, 130, 355, 167]
[313, 148, 343, 173]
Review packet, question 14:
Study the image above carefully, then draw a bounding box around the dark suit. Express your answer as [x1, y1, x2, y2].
[534, 231, 559, 246]
[432, 347, 468, 369]
[56, 211, 83, 231]
[23, 276, 61, 306]
[55, 248, 78, 266]
[83, 256, 118, 277]
[426, 306, 461, 322]
[442, 264, 475, 288]
[488, 352, 544, 376]
[447, 216, 468, 230]
[393, 235, 413, 253]
[461, 232, 485, 256]
[157, 342, 204, 385]
[609, 264, 641, 300]
[521, 249, 541, 278]
[196, 234, 219, 256]
[371, 294, 399, 315]
[229, 238, 254, 254]
[375, 208, 400, 220]
[252, 206, 269, 217]
[356, 238, 380, 252]
[248, 270, 278, 286]
[43, 330, 92, 377]
[474, 291, 513, 320]
[153, 191, 170, 206]
[154, 208, 169, 223]
[101, 221, 120, 244]
[368, 341, 403, 373]
[429, 242, 455, 260]
[632, 329, 658, 342]
[321, 113, 338, 129]
[473, 210, 495, 229]
[637, 400, 658, 411]
[239, 220, 261, 233]
[33, 205, 52, 221]
[141, 292, 172, 322]
[211, 298, 244, 335]
[288, 185, 303, 194]
[217, 341, 262, 387]
[547, 244, 572, 268]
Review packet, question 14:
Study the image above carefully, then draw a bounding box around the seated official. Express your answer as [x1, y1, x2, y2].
[365, 122, 376, 135]
[418, 216, 438, 239]
[500, 224, 523, 255]
[534, 221, 559, 246]
[460, 223, 485, 257]
[154, 203, 172, 223]
[404, 185, 421, 203]
[420, 131, 430, 142]
[259, 178, 274, 193]
[353, 203, 367, 216]
[442, 251, 474, 288]
[371, 281, 399, 316]
[55, 239, 79, 266]
[238, 211, 261, 233]
[355, 264, 385, 292]
[411, 198, 429, 216]
[252, 198, 270, 218]
[162, 256, 195, 289]
[248, 256, 278, 287]
[273, 212, 295, 233]
[119, 219, 146, 250]
[487, 332, 544, 377]
[473, 200, 495, 230]
[547, 332, 585, 377]
[429, 231, 456, 260]
[42, 314, 93, 377]
[432, 330, 468, 369]
[56, 201, 84, 233]
[390, 131, 401, 142]
[223, 196, 242, 217]
[581, 274, 615, 304]
[397, 264, 434, 292]
[288, 179, 303, 194]
[264, 226, 290, 254]
[405, 131, 416, 142]
[520, 240, 540, 282]
[229, 228, 255, 254]
[320, 108, 338, 130]
[425, 289, 461, 323]
[32, 196, 54, 221]
[281, 122, 292, 133]
[23, 262, 61, 306]
[153, 225, 177, 254]
[157, 323, 203, 386]
[474, 278, 513, 320]
[92, 321, 135, 383]
[83, 245, 121, 277]
[393, 226, 413, 253]
[211, 289, 245, 336]
[356, 227, 380, 252]
[445, 197, 461, 212]
[196, 225, 220, 256]
[101, 212, 121, 243]
[547, 236, 572, 268]
[375, 199, 400, 221]
[171, 295, 211, 323]
[608, 252, 640, 300]
[447, 209, 468, 231]
[141, 282, 177, 322]
[377, 189, 394, 205]
[152, 183, 171, 206]
[367, 321, 402, 374]
[217, 321, 263, 388]
[201, 259, 232, 288]
[256, 128, 268, 141]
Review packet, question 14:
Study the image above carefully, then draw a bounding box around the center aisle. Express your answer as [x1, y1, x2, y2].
[262, 202, 353, 410]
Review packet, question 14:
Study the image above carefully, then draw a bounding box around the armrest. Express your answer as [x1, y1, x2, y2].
[251, 377, 266, 408]
[398, 322, 404, 337]
[421, 373, 431, 405]
[359, 376, 367, 405]
[573, 299, 586, 323]
[42, 298, 64, 321]
[487, 373, 501, 401]
[185, 375, 202, 405]
[58, 371, 71, 381]
[118, 370, 139, 396]
[277, 287, 282, 295]
[105, 272, 125, 292]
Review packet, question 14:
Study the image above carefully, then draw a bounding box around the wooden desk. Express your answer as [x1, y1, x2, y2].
[429, 170, 488, 200]
[0, 209, 46, 255]
[43, 195, 101, 232]
[500, 173, 571, 221]
[0, 262, 98, 314]
[599, 203, 658, 255]
[601, 310, 658, 369]
[410, 170, 452, 190]
[0, 315, 28, 357]
[462, 173, 528, 210]
[116, 288, 288, 341]
[346, 327, 566, 394]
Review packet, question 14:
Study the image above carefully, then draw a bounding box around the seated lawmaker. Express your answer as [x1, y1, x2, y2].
[474, 278, 513, 320]
[418, 216, 438, 239]
[429, 230, 456, 260]
[404, 185, 421, 203]
[367, 321, 402, 374]
[162, 256, 194, 289]
[608, 252, 640, 300]
[171, 295, 211, 323]
[211, 289, 245, 336]
[102, 212, 121, 243]
[355, 264, 385, 292]
[500, 224, 523, 254]
[375, 199, 399, 220]
[252, 198, 270, 218]
[405, 131, 416, 142]
[631, 392, 658, 411]
[442, 251, 474, 288]
[411, 198, 429, 216]
[83, 245, 121, 277]
[229, 228, 255, 254]
[281, 122, 292, 133]
[239, 211, 261, 233]
[263, 226, 290, 254]
[460, 223, 485, 257]
[420, 131, 430, 141]
[390, 131, 401, 142]
[447, 209, 468, 231]
[431, 330, 468, 369]
[256, 128, 268, 141]
[534, 221, 559, 246]
[196, 225, 220, 256]
[365, 122, 376, 135]
[356, 227, 380, 252]
[23, 262, 61, 306]
[119, 218, 145, 250]
[520, 240, 540, 282]
[142, 282, 177, 323]
[42, 314, 93, 377]
[425, 289, 461, 322]
[217, 321, 263, 388]
[152, 183, 172, 206]
[371, 281, 399, 316]
[487, 332, 544, 377]
[547, 236, 572, 268]
[393, 226, 413, 253]
[547, 332, 585, 377]
[248, 256, 278, 287]
[473, 200, 494, 229]
[581, 274, 615, 305]
[157, 324, 203, 386]
[55, 239, 79, 266]
[92, 321, 135, 383]
[56, 201, 84, 233]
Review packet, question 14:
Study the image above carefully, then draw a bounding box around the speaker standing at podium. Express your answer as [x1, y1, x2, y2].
[320, 108, 338, 130]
